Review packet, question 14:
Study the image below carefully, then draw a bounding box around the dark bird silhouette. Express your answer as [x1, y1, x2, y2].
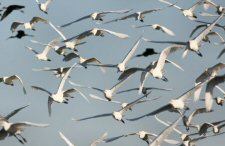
[7, 30, 33, 39]
[1, 5, 25, 21]
[133, 48, 159, 58]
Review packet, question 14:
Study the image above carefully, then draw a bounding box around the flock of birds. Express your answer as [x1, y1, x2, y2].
[0, 0, 225, 146]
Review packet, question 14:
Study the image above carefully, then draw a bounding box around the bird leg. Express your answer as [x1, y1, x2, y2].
[14, 135, 24, 144]
[18, 134, 27, 143]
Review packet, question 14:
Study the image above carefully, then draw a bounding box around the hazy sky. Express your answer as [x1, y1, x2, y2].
[0, 0, 225, 146]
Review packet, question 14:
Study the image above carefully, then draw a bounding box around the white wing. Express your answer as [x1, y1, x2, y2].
[89, 94, 121, 104]
[56, 63, 77, 94]
[59, 132, 75, 146]
[49, 21, 67, 40]
[158, 25, 175, 36]
[101, 29, 129, 39]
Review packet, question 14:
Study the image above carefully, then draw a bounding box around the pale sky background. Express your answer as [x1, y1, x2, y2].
[0, 0, 225, 146]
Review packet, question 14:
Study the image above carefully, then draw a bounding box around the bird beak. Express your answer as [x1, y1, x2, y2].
[121, 119, 125, 124]
[162, 76, 168, 82]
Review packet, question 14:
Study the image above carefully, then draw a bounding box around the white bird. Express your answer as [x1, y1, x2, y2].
[134, 24, 175, 36]
[69, 76, 130, 101]
[59, 9, 132, 27]
[159, 0, 204, 20]
[63, 51, 106, 73]
[59, 131, 75, 146]
[0, 121, 49, 144]
[87, 36, 141, 72]
[104, 8, 161, 23]
[74, 92, 152, 123]
[127, 83, 203, 121]
[49, 21, 86, 51]
[143, 13, 225, 57]
[194, 62, 225, 101]
[205, 74, 225, 111]
[104, 130, 179, 145]
[150, 115, 183, 146]
[203, 0, 225, 15]
[32, 66, 77, 78]
[11, 16, 47, 32]
[0, 75, 26, 94]
[35, 0, 53, 14]
[63, 27, 129, 43]
[182, 108, 213, 131]
[118, 45, 184, 94]
[26, 45, 52, 61]
[89, 93, 159, 110]
[31, 63, 89, 116]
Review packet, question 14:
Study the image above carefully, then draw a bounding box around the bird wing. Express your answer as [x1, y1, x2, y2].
[12, 122, 49, 130]
[70, 88, 89, 103]
[44, 0, 53, 9]
[150, 115, 183, 146]
[110, 76, 130, 94]
[63, 29, 93, 42]
[118, 67, 146, 81]
[1, 5, 25, 21]
[10, 21, 24, 32]
[59, 132, 75, 146]
[156, 45, 183, 71]
[31, 85, 52, 95]
[5, 105, 30, 120]
[116, 88, 139, 94]
[120, 36, 141, 66]
[101, 28, 129, 39]
[190, 24, 207, 38]
[49, 21, 67, 40]
[189, 1, 204, 12]
[139, 64, 153, 94]
[90, 132, 108, 146]
[141, 8, 161, 15]
[194, 13, 224, 44]
[74, 113, 112, 121]
[142, 38, 187, 45]
[89, 94, 121, 104]
[100, 9, 133, 14]
[178, 83, 204, 102]
[187, 108, 210, 125]
[26, 46, 39, 55]
[63, 52, 80, 62]
[82, 58, 106, 73]
[56, 63, 77, 94]
[165, 59, 184, 71]
[157, 24, 175, 36]
[48, 97, 53, 116]
[104, 135, 125, 143]
[159, 0, 182, 10]
[126, 104, 173, 121]
[60, 14, 91, 27]
[207, 31, 225, 42]
[8, 75, 27, 94]
[30, 16, 47, 24]
[217, 48, 225, 59]
[205, 75, 225, 111]
[41, 44, 52, 57]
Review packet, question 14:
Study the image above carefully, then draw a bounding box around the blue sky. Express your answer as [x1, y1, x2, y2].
[0, 0, 225, 146]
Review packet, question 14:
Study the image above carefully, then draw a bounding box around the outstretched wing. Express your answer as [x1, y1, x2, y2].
[101, 28, 129, 39]
[10, 21, 24, 32]
[5, 105, 30, 120]
[60, 14, 91, 27]
[31, 85, 52, 95]
[8, 75, 27, 94]
[30, 16, 47, 24]
[59, 132, 75, 146]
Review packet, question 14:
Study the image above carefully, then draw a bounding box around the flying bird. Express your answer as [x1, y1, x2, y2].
[11, 16, 47, 32]
[204, 74, 225, 111]
[74, 92, 152, 123]
[35, 0, 53, 14]
[104, 8, 161, 23]
[31, 63, 89, 116]
[69, 76, 130, 101]
[87, 36, 141, 72]
[143, 12, 225, 57]
[132, 48, 159, 58]
[134, 24, 175, 36]
[59, 9, 132, 27]
[203, 0, 225, 15]
[26, 46, 52, 61]
[1, 5, 25, 21]
[126, 83, 203, 121]
[159, 0, 204, 20]
[63, 28, 129, 42]
[7, 30, 33, 39]
[0, 75, 26, 94]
